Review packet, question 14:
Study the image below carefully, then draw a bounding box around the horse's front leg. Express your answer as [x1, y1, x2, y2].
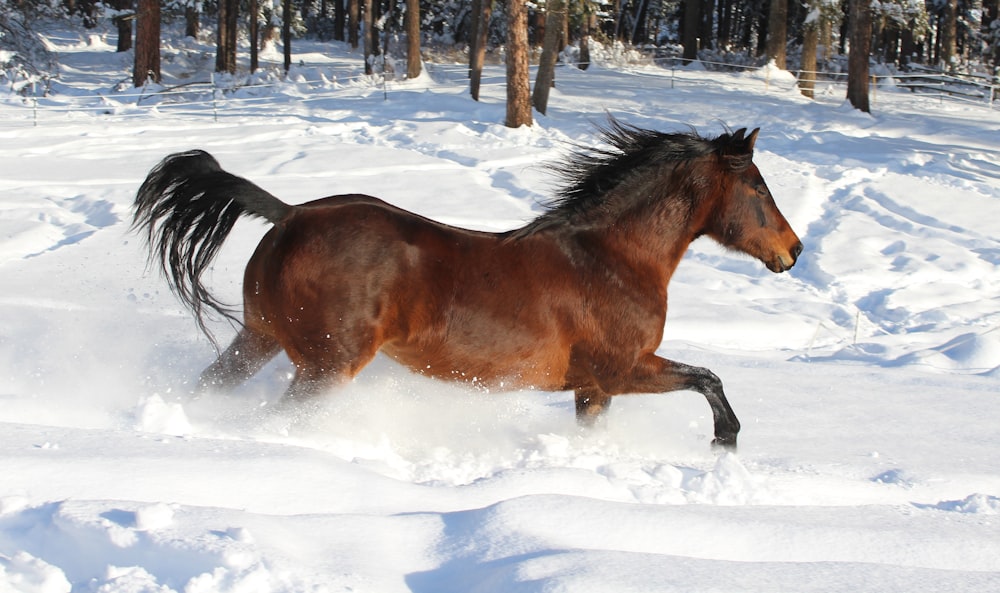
[582, 353, 741, 450]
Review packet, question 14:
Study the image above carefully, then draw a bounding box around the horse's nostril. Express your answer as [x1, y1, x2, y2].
[791, 241, 803, 260]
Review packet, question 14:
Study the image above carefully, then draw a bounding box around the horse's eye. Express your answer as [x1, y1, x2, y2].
[754, 184, 768, 199]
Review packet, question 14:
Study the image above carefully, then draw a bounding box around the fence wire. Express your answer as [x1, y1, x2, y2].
[2, 58, 995, 128]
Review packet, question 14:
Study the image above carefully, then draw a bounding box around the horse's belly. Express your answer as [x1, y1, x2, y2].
[382, 341, 568, 392]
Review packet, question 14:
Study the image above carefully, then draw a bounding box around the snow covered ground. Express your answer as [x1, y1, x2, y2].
[2, 25, 999, 593]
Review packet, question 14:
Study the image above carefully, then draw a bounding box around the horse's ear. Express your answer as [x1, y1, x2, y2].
[721, 127, 755, 171]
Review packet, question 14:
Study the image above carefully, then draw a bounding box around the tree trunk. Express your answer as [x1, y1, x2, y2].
[406, 0, 421, 78]
[820, 17, 832, 60]
[682, 0, 701, 61]
[532, 0, 566, 115]
[756, 10, 769, 55]
[469, 0, 492, 100]
[133, 0, 160, 86]
[249, 0, 258, 73]
[470, 0, 483, 77]
[112, 0, 132, 52]
[799, 20, 817, 98]
[766, 0, 787, 68]
[609, 0, 622, 41]
[630, 0, 649, 44]
[185, 5, 199, 38]
[579, 11, 594, 70]
[348, 0, 360, 49]
[988, 0, 1000, 70]
[846, 0, 871, 112]
[363, 0, 374, 74]
[216, 0, 238, 73]
[505, 0, 532, 128]
[334, 0, 345, 41]
[283, 0, 292, 72]
[718, 0, 733, 49]
[700, 0, 715, 49]
[941, 0, 958, 69]
[900, 27, 917, 65]
[115, 15, 132, 52]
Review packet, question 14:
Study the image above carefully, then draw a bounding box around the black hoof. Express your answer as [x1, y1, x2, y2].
[711, 435, 738, 452]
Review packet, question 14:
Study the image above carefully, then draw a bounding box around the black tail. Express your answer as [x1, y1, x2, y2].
[132, 150, 292, 343]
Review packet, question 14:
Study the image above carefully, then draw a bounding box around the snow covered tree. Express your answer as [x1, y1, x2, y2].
[871, 0, 928, 65]
[164, 0, 201, 39]
[0, 3, 58, 89]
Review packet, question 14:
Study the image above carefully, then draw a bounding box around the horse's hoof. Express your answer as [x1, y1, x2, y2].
[711, 436, 738, 453]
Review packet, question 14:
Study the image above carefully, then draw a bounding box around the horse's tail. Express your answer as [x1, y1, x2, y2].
[132, 149, 293, 342]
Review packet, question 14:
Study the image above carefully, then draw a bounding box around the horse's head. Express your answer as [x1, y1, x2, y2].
[703, 129, 802, 273]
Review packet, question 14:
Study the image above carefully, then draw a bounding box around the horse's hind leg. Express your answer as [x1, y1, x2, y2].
[284, 366, 340, 401]
[280, 329, 382, 402]
[198, 327, 281, 393]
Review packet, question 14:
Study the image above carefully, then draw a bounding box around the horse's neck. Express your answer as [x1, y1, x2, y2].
[603, 185, 701, 276]
[553, 201, 697, 294]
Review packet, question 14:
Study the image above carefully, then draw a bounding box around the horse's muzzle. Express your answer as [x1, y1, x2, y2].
[768, 241, 803, 273]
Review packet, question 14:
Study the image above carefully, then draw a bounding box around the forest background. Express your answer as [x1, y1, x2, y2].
[2, 0, 999, 121]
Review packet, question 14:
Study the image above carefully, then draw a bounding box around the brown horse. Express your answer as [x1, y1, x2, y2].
[133, 119, 802, 449]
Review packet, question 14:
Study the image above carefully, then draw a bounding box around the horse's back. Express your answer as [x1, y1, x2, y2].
[243, 193, 471, 320]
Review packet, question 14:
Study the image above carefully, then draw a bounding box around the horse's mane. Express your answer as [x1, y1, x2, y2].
[511, 118, 755, 238]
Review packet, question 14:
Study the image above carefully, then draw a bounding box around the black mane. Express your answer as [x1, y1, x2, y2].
[512, 118, 754, 238]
